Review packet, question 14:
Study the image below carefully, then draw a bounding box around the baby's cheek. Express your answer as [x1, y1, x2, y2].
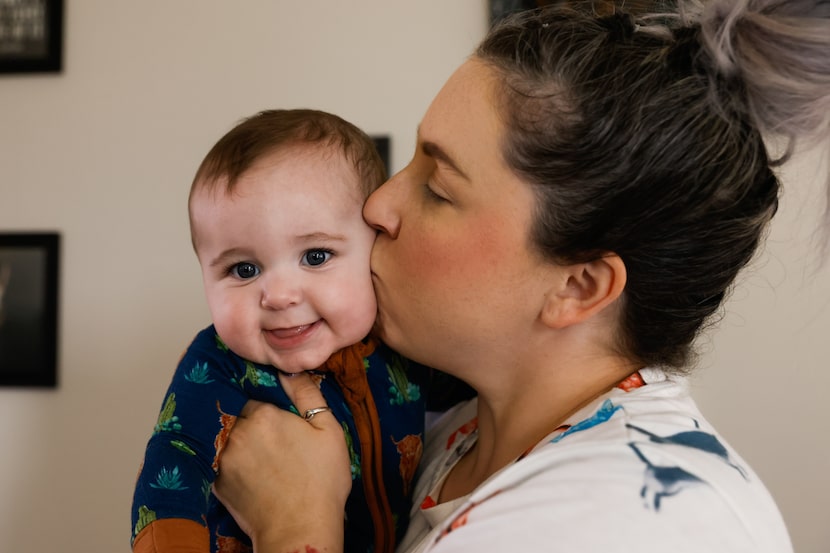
[210, 300, 253, 357]
[339, 280, 378, 341]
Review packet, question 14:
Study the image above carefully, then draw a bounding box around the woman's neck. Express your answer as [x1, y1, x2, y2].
[438, 349, 636, 503]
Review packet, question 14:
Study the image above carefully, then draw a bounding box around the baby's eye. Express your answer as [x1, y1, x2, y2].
[303, 249, 332, 267]
[230, 262, 260, 279]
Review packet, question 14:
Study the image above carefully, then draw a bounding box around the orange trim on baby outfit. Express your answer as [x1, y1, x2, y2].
[322, 335, 396, 553]
[132, 518, 209, 553]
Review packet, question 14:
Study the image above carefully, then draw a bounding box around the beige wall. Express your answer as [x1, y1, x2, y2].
[0, 2, 826, 552]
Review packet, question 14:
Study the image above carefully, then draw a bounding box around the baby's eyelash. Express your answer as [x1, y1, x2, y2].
[223, 261, 244, 274]
[225, 261, 259, 279]
[303, 248, 335, 267]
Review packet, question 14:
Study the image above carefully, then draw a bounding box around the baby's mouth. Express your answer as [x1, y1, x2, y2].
[268, 324, 313, 339]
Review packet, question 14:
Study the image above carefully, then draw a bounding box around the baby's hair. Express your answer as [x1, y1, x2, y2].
[190, 109, 386, 205]
[477, 0, 830, 371]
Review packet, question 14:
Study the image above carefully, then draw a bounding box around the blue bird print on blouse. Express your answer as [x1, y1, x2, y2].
[626, 421, 747, 510]
[550, 399, 622, 444]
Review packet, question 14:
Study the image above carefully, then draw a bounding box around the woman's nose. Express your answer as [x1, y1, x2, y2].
[260, 273, 301, 310]
[363, 173, 403, 239]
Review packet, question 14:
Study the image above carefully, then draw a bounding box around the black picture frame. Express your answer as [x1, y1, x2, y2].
[489, 0, 543, 24]
[372, 135, 391, 175]
[0, 0, 63, 74]
[0, 232, 60, 387]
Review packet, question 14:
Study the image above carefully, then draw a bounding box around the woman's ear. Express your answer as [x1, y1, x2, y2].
[540, 254, 626, 329]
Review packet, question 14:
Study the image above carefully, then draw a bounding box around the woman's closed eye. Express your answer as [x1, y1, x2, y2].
[423, 182, 450, 203]
[302, 249, 334, 267]
[229, 261, 260, 280]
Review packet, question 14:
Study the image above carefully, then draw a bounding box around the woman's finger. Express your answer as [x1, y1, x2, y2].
[238, 399, 268, 418]
[213, 396, 350, 549]
[279, 371, 338, 428]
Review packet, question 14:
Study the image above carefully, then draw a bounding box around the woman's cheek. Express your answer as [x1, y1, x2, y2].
[416, 223, 504, 286]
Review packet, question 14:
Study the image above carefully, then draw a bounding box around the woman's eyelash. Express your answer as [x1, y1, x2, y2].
[423, 183, 449, 202]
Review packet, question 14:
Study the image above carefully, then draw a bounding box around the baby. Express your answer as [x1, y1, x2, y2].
[131, 109, 426, 553]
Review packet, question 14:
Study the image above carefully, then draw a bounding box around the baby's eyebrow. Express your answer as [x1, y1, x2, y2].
[295, 232, 348, 243]
[208, 247, 250, 268]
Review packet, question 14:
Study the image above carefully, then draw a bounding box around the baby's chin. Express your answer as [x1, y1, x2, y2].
[264, 349, 337, 374]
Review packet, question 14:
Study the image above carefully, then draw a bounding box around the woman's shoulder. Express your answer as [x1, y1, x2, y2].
[424, 463, 792, 552]
[425, 376, 791, 552]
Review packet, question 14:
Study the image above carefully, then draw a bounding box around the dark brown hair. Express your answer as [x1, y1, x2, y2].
[477, 0, 830, 371]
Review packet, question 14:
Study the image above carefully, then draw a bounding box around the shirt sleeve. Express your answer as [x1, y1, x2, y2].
[130, 326, 251, 546]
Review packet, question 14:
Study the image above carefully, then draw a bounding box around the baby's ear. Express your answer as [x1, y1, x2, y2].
[540, 254, 626, 330]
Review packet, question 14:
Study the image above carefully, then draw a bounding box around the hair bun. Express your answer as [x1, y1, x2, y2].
[698, 0, 830, 159]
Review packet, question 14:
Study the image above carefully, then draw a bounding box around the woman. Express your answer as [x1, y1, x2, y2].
[213, 1, 830, 551]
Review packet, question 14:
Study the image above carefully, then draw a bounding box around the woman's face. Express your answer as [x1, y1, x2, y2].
[363, 59, 559, 379]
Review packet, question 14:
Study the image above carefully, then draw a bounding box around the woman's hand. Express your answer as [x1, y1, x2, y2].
[213, 372, 352, 553]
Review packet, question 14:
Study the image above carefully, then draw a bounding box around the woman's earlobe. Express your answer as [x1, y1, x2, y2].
[540, 254, 626, 329]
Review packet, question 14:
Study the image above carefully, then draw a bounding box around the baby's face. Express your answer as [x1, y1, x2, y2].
[190, 146, 377, 372]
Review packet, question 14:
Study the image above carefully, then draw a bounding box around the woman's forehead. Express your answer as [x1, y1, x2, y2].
[418, 60, 504, 172]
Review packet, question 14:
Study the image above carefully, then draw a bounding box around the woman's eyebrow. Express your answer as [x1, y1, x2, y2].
[420, 139, 469, 180]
